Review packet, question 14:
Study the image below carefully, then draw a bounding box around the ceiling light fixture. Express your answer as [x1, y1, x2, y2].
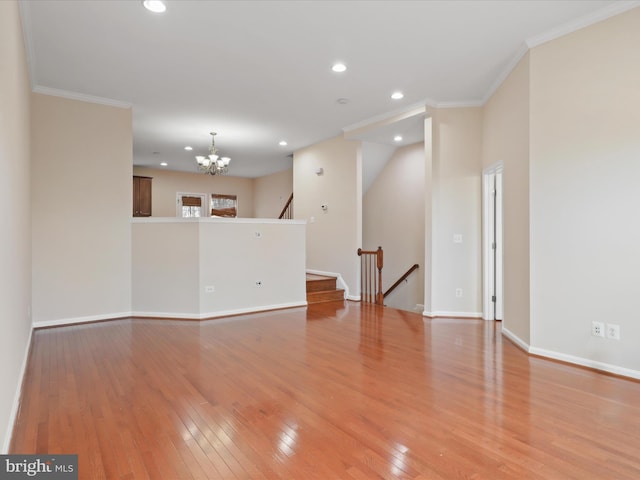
[279, 140, 288, 146]
[142, 1, 166, 13]
[195, 132, 230, 175]
[391, 91, 404, 100]
[394, 135, 403, 142]
[332, 63, 347, 73]
[184, 146, 193, 151]
[160, 162, 168, 166]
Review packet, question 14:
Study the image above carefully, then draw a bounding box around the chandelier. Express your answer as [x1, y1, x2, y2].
[195, 132, 231, 175]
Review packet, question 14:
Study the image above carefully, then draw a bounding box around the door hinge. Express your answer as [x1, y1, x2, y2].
[491, 242, 496, 250]
[492, 295, 496, 303]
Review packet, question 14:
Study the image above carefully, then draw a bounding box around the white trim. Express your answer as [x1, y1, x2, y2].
[306, 269, 350, 299]
[422, 311, 483, 319]
[525, 1, 640, 49]
[501, 327, 530, 353]
[481, 42, 529, 105]
[434, 99, 484, 108]
[529, 346, 640, 381]
[482, 163, 504, 321]
[132, 301, 308, 320]
[501, 327, 640, 380]
[31, 86, 132, 109]
[2, 325, 34, 453]
[32, 311, 132, 329]
[18, 1, 37, 91]
[343, 102, 427, 134]
[131, 217, 306, 225]
[481, 3, 640, 105]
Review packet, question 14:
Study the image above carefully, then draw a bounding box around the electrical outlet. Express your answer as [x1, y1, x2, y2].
[255, 231, 262, 239]
[455, 288, 463, 298]
[255, 280, 263, 287]
[205, 285, 215, 293]
[453, 234, 463, 243]
[606, 323, 620, 340]
[591, 321, 605, 338]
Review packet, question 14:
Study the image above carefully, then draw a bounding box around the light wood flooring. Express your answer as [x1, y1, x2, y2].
[10, 302, 640, 479]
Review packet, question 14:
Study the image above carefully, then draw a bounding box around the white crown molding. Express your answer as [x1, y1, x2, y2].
[18, 0, 37, 90]
[33, 85, 131, 109]
[343, 101, 427, 135]
[525, 1, 640, 49]
[481, 2, 640, 105]
[2, 325, 33, 454]
[480, 42, 530, 106]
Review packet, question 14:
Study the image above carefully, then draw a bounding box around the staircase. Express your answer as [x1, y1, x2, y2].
[306, 273, 344, 305]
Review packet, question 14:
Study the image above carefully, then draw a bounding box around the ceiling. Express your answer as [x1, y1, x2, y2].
[20, 0, 630, 177]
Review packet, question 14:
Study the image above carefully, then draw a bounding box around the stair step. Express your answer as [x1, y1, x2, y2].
[306, 274, 337, 293]
[306, 289, 345, 305]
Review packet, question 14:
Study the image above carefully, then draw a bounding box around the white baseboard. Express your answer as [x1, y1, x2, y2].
[422, 311, 483, 319]
[132, 301, 308, 321]
[32, 311, 132, 329]
[501, 327, 530, 352]
[528, 346, 640, 381]
[501, 327, 640, 380]
[306, 269, 350, 299]
[2, 325, 34, 454]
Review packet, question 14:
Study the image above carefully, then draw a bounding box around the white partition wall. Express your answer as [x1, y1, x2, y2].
[132, 218, 307, 319]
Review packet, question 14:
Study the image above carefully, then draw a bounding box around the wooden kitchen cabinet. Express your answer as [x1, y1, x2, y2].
[133, 176, 152, 217]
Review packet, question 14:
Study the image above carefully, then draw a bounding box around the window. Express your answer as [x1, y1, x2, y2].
[211, 194, 237, 217]
[177, 194, 205, 218]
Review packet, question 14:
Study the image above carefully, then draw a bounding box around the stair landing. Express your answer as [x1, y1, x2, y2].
[306, 274, 345, 305]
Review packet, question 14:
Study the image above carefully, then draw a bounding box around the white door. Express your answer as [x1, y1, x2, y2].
[482, 164, 504, 321]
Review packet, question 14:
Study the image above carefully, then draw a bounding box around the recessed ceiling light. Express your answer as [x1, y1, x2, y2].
[184, 146, 193, 151]
[142, 1, 166, 13]
[394, 135, 403, 142]
[336, 98, 349, 105]
[332, 63, 347, 73]
[279, 141, 288, 146]
[391, 91, 404, 100]
[160, 162, 168, 166]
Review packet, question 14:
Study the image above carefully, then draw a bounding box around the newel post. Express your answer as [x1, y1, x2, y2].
[376, 246, 384, 305]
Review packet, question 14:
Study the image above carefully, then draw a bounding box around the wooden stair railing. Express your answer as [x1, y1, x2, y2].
[384, 264, 419, 298]
[358, 247, 384, 305]
[278, 193, 293, 219]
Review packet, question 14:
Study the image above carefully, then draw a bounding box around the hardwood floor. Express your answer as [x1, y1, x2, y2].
[11, 302, 640, 479]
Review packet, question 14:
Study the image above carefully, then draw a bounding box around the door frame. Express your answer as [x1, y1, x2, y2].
[482, 163, 504, 321]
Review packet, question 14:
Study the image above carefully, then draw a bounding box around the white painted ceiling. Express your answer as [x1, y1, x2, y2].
[20, 0, 628, 177]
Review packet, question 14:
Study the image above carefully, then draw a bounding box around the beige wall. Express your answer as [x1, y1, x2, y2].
[133, 166, 255, 218]
[253, 168, 293, 218]
[430, 107, 483, 316]
[294, 136, 361, 296]
[529, 9, 640, 371]
[482, 53, 531, 342]
[363, 143, 425, 311]
[0, 0, 32, 452]
[31, 94, 132, 326]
